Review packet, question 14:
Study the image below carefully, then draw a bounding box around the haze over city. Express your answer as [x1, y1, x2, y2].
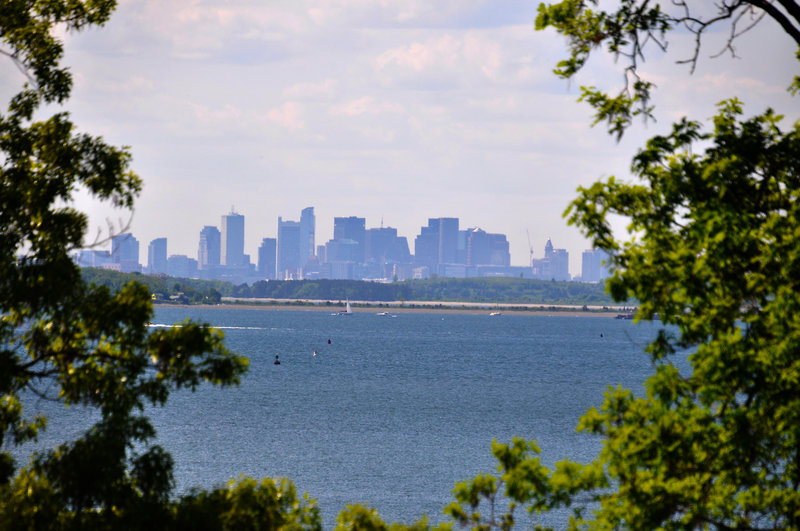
[2, 1, 795, 276]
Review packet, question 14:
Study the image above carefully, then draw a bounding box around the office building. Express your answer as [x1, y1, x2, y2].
[414, 220, 439, 270]
[533, 238, 569, 281]
[277, 217, 301, 279]
[167, 255, 198, 278]
[198, 226, 221, 270]
[300, 207, 315, 270]
[111, 233, 141, 273]
[581, 249, 610, 282]
[438, 217, 459, 264]
[333, 216, 366, 263]
[147, 237, 168, 275]
[221, 210, 245, 266]
[258, 238, 277, 280]
[365, 227, 411, 264]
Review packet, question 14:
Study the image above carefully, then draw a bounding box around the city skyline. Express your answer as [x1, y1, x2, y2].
[7, 2, 794, 275]
[132, 207, 563, 267]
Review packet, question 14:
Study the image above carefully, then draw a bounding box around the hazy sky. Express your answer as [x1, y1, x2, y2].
[4, 1, 797, 274]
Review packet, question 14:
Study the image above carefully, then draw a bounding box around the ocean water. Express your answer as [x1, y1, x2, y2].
[17, 307, 669, 528]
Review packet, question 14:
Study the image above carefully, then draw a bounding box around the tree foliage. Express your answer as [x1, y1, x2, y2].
[0, 2, 296, 528]
[535, 0, 800, 138]
[444, 1, 800, 529]
[453, 101, 800, 530]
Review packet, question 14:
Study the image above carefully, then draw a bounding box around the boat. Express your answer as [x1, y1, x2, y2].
[489, 311, 502, 316]
[333, 300, 353, 316]
[376, 311, 389, 316]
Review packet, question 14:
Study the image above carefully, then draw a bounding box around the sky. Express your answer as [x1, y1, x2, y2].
[3, 0, 798, 275]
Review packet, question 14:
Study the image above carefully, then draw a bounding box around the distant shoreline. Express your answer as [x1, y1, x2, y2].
[154, 298, 635, 318]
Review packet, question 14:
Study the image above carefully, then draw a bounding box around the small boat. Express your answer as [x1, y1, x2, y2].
[334, 300, 353, 316]
[489, 312, 502, 316]
[376, 311, 389, 316]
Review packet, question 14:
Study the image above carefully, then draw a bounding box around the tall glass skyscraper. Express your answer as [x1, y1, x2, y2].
[198, 225, 221, 270]
[333, 216, 365, 263]
[221, 210, 245, 266]
[147, 237, 167, 275]
[277, 216, 301, 279]
[300, 206, 315, 269]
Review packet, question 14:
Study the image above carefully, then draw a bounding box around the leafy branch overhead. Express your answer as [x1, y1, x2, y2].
[535, 0, 800, 138]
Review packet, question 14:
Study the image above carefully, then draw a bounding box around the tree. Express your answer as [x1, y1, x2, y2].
[0, 3, 320, 528]
[442, 2, 800, 530]
[535, 0, 800, 139]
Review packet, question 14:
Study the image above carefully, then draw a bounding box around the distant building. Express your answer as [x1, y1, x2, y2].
[221, 209, 245, 266]
[258, 238, 277, 280]
[414, 217, 469, 272]
[74, 249, 112, 268]
[466, 228, 510, 267]
[414, 219, 440, 270]
[581, 248, 610, 283]
[325, 238, 360, 264]
[300, 207, 315, 270]
[365, 227, 411, 265]
[167, 254, 198, 278]
[198, 226, 221, 270]
[277, 216, 301, 279]
[111, 233, 141, 273]
[333, 216, 366, 263]
[147, 237, 167, 275]
[532, 238, 569, 281]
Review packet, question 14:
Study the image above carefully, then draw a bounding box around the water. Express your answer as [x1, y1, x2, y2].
[16, 307, 668, 527]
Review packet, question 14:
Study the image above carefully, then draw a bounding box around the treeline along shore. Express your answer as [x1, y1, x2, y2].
[82, 268, 632, 313]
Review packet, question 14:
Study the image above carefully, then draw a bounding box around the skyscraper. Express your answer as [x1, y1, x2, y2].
[258, 238, 277, 280]
[147, 237, 167, 275]
[198, 226, 221, 270]
[438, 217, 459, 264]
[300, 207, 315, 270]
[581, 249, 610, 282]
[111, 233, 140, 273]
[533, 238, 569, 280]
[414, 220, 439, 270]
[221, 209, 245, 266]
[277, 217, 301, 279]
[333, 216, 366, 263]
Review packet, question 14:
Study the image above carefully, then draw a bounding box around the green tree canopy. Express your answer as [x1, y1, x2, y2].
[535, 0, 800, 138]
[0, 2, 290, 528]
[443, 2, 800, 530]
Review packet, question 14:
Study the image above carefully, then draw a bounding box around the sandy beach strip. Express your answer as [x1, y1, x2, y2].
[155, 298, 635, 318]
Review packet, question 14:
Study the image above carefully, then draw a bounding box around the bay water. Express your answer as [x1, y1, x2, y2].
[19, 307, 669, 527]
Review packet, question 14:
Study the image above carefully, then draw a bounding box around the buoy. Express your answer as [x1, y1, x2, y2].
[274, 354, 280, 365]
[327, 339, 331, 344]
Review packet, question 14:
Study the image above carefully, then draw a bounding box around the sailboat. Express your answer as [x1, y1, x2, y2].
[333, 300, 353, 316]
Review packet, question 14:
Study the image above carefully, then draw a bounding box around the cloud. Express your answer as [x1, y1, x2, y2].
[267, 101, 305, 130]
[283, 79, 338, 100]
[375, 32, 503, 86]
[329, 96, 404, 116]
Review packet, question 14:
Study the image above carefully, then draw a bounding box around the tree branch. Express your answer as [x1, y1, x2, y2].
[747, 0, 800, 45]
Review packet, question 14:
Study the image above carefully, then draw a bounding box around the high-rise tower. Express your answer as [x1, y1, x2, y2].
[221, 209, 245, 266]
[147, 237, 167, 275]
[333, 216, 366, 263]
[198, 226, 221, 270]
[277, 216, 301, 279]
[300, 207, 315, 269]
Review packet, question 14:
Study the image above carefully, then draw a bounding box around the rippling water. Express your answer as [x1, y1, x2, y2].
[18, 307, 667, 527]
[150, 307, 664, 526]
